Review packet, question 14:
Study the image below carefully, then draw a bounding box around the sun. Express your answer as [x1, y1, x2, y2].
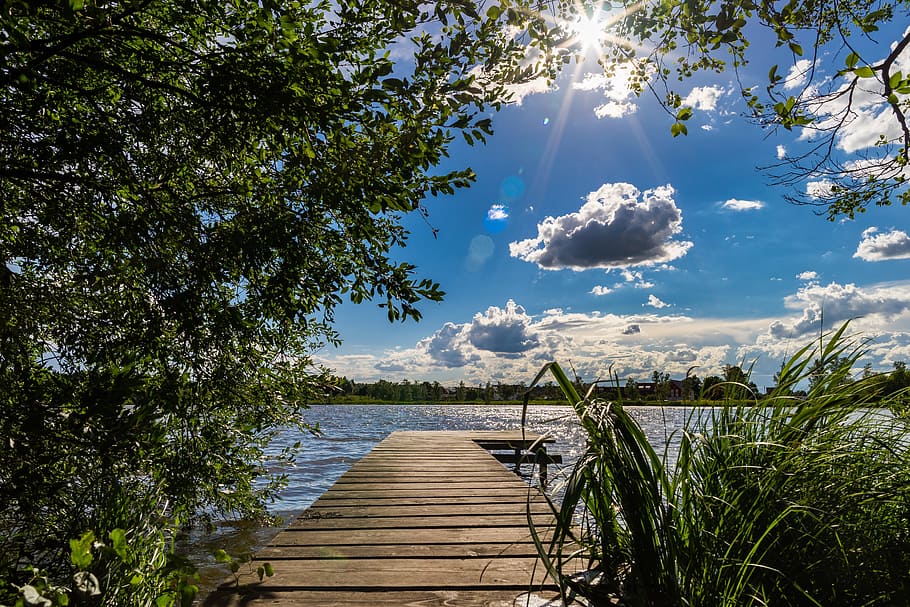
[570, 11, 606, 52]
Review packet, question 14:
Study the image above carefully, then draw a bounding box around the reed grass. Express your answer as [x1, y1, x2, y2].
[526, 324, 910, 606]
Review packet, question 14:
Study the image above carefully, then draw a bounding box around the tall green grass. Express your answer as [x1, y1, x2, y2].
[527, 324, 910, 606]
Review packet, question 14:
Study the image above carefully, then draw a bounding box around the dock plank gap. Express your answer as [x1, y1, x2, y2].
[203, 430, 571, 606]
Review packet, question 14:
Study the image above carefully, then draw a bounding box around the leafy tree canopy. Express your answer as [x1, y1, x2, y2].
[549, 0, 910, 219]
[0, 0, 557, 599]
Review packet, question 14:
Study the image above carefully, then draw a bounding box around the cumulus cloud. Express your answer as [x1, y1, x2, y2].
[505, 77, 555, 104]
[322, 280, 910, 392]
[799, 32, 910, 154]
[487, 204, 509, 221]
[646, 294, 670, 309]
[590, 285, 613, 296]
[621, 269, 642, 282]
[806, 180, 835, 199]
[683, 85, 726, 111]
[467, 300, 540, 354]
[469, 42, 555, 106]
[797, 271, 819, 281]
[573, 65, 651, 119]
[777, 145, 787, 160]
[422, 323, 478, 368]
[768, 281, 910, 338]
[854, 227, 910, 261]
[509, 182, 693, 270]
[722, 199, 765, 211]
[784, 59, 813, 90]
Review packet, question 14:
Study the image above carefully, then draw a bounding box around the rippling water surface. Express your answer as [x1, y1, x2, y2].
[192, 403, 694, 597]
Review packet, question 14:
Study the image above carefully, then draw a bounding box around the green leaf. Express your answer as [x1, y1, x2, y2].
[676, 107, 693, 121]
[213, 549, 231, 564]
[70, 531, 95, 570]
[109, 528, 128, 561]
[845, 52, 860, 69]
[263, 563, 275, 577]
[670, 122, 688, 137]
[853, 66, 874, 78]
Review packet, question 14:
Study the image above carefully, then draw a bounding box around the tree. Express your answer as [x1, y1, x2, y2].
[883, 360, 910, 395]
[681, 374, 702, 401]
[0, 0, 555, 601]
[808, 355, 856, 391]
[652, 370, 671, 400]
[553, 0, 910, 219]
[702, 375, 724, 399]
[624, 377, 641, 400]
[721, 364, 758, 398]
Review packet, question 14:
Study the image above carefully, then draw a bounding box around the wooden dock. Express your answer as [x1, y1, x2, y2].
[202, 430, 569, 606]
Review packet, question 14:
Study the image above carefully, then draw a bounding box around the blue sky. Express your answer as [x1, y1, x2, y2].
[319, 18, 910, 391]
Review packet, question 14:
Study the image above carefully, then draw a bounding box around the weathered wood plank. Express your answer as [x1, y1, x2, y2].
[288, 514, 556, 529]
[315, 488, 537, 500]
[310, 495, 546, 507]
[202, 430, 566, 607]
[219, 556, 555, 590]
[254, 543, 548, 560]
[203, 589, 563, 607]
[300, 502, 553, 517]
[268, 527, 552, 546]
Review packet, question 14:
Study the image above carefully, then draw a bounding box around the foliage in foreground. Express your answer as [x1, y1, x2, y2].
[0, 0, 559, 603]
[530, 324, 910, 606]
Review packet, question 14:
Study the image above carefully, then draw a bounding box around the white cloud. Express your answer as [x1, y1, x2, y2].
[721, 199, 765, 211]
[487, 204, 509, 221]
[590, 285, 613, 296]
[509, 182, 693, 270]
[683, 85, 726, 111]
[574, 65, 652, 119]
[504, 77, 555, 105]
[321, 284, 910, 391]
[468, 40, 556, 106]
[797, 271, 819, 281]
[646, 294, 670, 309]
[776, 145, 787, 160]
[422, 323, 478, 368]
[768, 281, 910, 339]
[635, 281, 655, 289]
[594, 101, 637, 119]
[467, 300, 540, 355]
[806, 180, 835, 199]
[800, 35, 910, 154]
[784, 59, 813, 91]
[854, 227, 910, 261]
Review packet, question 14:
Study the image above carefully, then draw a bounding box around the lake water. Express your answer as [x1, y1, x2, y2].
[191, 403, 693, 597]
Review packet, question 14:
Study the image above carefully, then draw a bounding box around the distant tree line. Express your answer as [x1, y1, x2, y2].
[331, 361, 910, 404]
